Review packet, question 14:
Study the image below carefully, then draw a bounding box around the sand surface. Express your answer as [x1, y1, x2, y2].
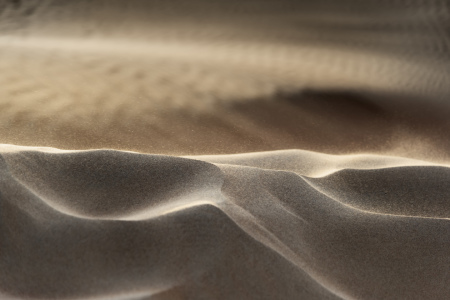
[1, 0, 450, 299]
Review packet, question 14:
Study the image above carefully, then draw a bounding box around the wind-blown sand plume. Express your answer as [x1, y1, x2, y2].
[1, 0, 450, 299]
[1, 145, 450, 299]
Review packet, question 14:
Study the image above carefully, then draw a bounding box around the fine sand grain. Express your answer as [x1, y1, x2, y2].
[1, 0, 450, 299]
[1, 146, 450, 299]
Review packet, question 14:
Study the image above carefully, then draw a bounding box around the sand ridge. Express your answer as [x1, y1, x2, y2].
[1, 0, 450, 299]
[1, 145, 450, 299]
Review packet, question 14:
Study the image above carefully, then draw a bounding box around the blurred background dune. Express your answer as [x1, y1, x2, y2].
[1, 0, 449, 160]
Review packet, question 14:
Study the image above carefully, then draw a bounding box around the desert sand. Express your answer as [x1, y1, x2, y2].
[1, 0, 450, 299]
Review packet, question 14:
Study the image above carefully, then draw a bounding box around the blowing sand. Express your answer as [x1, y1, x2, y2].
[1, 0, 450, 299]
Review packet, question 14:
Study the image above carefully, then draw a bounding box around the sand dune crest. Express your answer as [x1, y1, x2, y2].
[1, 145, 449, 299]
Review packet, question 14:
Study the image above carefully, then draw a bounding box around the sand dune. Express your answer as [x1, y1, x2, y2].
[1, 0, 450, 160]
[1, 0, 450, 299]
[1, 145, 450, 299]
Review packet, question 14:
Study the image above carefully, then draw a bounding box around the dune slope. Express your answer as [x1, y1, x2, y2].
[1, 145, 449, 300]
[1, 0, 450, 299]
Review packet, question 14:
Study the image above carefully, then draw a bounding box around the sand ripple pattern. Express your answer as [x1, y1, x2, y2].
[1, 1, 450, 299]
[1, 145, 449, 300]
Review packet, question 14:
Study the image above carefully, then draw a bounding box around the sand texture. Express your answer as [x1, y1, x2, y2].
[1, 146, 450, 300]
[1, 0, 450, 299]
